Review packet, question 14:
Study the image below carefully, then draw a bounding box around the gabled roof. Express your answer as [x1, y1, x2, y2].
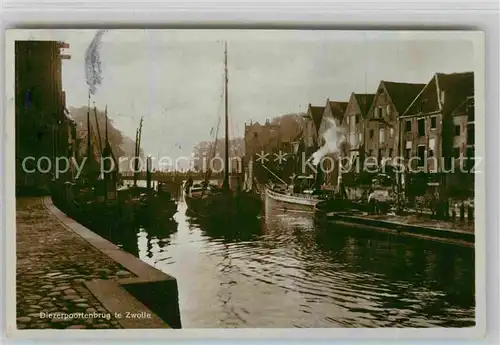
[292, 130, 304, 142]
[436, 72, 474, 113]
[403, 72, 474, 116]
[452, 96, 474, 116]
[382, 81, 426, 114]
[307, 104, 325, 132]
[353, 93, 375, 117]
[328, 100, 348, 123]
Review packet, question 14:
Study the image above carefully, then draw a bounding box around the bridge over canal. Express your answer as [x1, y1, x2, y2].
[119, 172, 224, 184]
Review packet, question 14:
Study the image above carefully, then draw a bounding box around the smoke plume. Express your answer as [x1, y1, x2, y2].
[85, 29, 107, 95]
[310, 117, 346, 166]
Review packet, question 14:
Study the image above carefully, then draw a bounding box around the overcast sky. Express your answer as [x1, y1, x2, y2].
[16, 30, 477, 160]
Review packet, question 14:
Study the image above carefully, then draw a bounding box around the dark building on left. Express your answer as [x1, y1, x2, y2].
[15, 40, 75, 195]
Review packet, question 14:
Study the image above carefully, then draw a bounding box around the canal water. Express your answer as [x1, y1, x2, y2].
[114, 182, 475, 328]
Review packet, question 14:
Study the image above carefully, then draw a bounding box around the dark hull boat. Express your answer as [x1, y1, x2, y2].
[185, 189, 261, 220]
[134, 182, 178, 225]
[137, 200, 178, 226]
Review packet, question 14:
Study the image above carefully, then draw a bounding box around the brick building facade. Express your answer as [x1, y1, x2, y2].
[15, 41, 73, 194]
[342, 93, 374, 162]
[400, 72, 474, 199]
[364, 81, 425, 168]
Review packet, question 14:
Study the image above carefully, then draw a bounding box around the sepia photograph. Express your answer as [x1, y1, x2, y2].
[5, 29, 484, 333]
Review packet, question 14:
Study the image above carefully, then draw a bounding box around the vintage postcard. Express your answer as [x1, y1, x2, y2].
[4, 29, 485, 338]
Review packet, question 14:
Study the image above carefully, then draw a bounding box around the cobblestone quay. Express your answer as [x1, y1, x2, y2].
[16, 197, 135, 330]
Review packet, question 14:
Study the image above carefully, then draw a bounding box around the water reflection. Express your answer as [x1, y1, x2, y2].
[110, 193, 474, 328]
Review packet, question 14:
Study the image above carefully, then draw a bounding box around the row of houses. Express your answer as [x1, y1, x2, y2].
[244, 71, 475, 200]
[304, 71, 475, 197]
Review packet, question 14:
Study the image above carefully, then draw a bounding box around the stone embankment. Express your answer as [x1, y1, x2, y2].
[15, 197, 179, 330]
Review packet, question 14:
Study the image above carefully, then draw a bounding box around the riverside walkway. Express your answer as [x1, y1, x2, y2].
[15, 197, 172, 330]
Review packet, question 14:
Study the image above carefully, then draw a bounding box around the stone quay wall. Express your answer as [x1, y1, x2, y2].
[13, 197, 181, 332]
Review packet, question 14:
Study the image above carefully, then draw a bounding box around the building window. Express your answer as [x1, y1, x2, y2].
[388, 148, 393, 157]
[454, 125, 461, 136]
[368, 149, 373, 157]
[389, 128, 394, 138]
[374, 106, 384, 119]
[386, 104, 392, 116]
[405, 141, 412, 159]
[417, 118, 425, 136]
[355, 115, 360, 124]
[417, 145, 425, 166]
[453, 147, 461, 159]
[369, 129, 374, 139]
[405, 149, 411, 159]
[358, 132, 362, 144]
[467, 123, 474, 145]
[253, 132, 258, 138]
[379, 128, 385, 144]
[346, 116, 350, 125]
[430, 116, 437, 129]
[405, 120, 412, 132]
[429, 138, 435, 157]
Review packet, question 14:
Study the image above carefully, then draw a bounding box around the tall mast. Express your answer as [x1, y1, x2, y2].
[87, 92, 91, 158]
[133, 128, 139, 187]
[133, 117, 144, 187]
[103, 105, 111, 183]
[105, 105, 108, 143]
[137, 117, 144, 159]
[222, 41, 230, 190]
[93, 102, 103, 154]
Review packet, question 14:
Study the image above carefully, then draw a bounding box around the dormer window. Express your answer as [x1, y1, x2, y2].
[421, 99, 427, 112]
[375, 106, 384, 118]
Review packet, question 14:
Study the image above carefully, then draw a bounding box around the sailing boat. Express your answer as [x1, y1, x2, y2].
[264, 131, 333, 210]
[184, 42, 262, 220]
